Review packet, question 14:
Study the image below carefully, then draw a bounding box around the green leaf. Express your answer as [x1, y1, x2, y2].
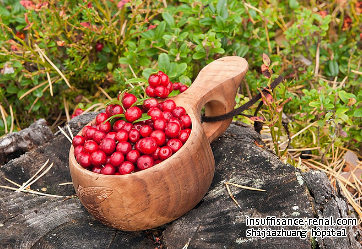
[104, 114, 125, 123]
[133, 113, 151, 123]
[216, 0, 228, 19]
[142, 68, 158, 79]
[175, 63, 187, 77]
[236, 45, 249, 57]
[154, 22, 166, 40]
[289, 0, 300, 9]
[140, 29, 155, 39]
[309, 101, 320, 108]
[338, 90, 356, 104]
[158, 53, 170, 73]
[317, 120, 325, 127]
[353, 109, 362, 117]
[328, 60, 339, 77]
[162, 12, 175, 28]
[119, 57, 130, 65]
[179, 75, 191, 85]
[193, 51, 206, 60]
[7, 84, 18, 94]
[125, 78, 148, 84]
[131, 97, 150, 108]
[210, 47, 225, 54]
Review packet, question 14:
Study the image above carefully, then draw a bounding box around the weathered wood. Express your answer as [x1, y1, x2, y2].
[0, 119, 54, 166]
[68, 56, 249, 231]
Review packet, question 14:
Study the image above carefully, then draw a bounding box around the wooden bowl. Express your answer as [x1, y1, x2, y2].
[69, 56, 248, 231]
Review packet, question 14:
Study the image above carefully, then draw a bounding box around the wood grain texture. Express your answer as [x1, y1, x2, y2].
[68, 56, 248, 231]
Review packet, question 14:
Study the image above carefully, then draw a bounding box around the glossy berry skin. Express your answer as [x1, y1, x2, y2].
[143, 98, 159, 111]
[159, 73, 170, 87]
[148, 107, 163, 121]
[115, 130, 128, 142]
[154, 85, 169, 98]
[84, 140, 99, 154]
[72, 135, 85, 147]
[95, 42, 104, 52]
[161, 99, 176, 112]
[145, 86, 155, 97]
[113, 120, 126, 132]
[98, 121, 112, 133]
[122, 123, 133, 132]
[93, 130, 106, 144]
[136, 155, 154, 170]
[179, 84, 188, 92]
[90, 150, 107, 167]
[78, 152, 92, 168]
[150, 130, 166, 146]
[128, 129, 141, 143]
[126, 150, 141, 164]
[172, 106, 186, 119]
[139, 125, 153, 137]
[167, 138, 183, 153]
[125, 106, 142, 123]
[105, 132, 116, 140]
[180, 115, 192, 128]
[74, 145, 85, 157]
[178, 130, 190, 144]
[121, 93, 138, 109]
[137, 137, 158, 155]
[148, 74, 161, 87]
[165, 122, 181, 138]
[96, 112, 109, 125]
[112, 104, 124, 115]
[153, 119, 166, 131]
[101, 164, 116, 175]
[159, 146, 173, 160]
[106, 105, 114, 117]
[99, 138, 116, 155]
[116, 141, 132, 155]
[109, 151, 125, 167]
[85, 127, 97, 140]
[92, 166, 102, 174]
[118, 161, 135, 175]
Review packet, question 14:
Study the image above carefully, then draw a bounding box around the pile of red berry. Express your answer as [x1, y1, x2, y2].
[146, 71, 188, 98]
[72, 71, 191, 175]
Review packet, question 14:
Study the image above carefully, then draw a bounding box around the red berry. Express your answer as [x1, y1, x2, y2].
[101, 164, 116, 175]
[72, 135, 85, 147]
[112, 104, 124, 115]
[148, 107, 163, 121]
[159, 73, 170, 87]
[152, 147, 160, 160]
[84, 140, 99, 154]
[167, 138, 183, 153]
[99, 138, 116, 155]
[116, 141, 132, 155]
[95, 42, 104, 52]
[118, 161, 135, 175]
[109, 151, 125, 167]
[123, 123, 133, 132]
[166, 82, 173, 92]
[180, 84, 188, 92]
[153, 118, 167, 131]
[74, 145, 84, 157]
[113, 120, 126, 132]
[148, 74, 161, 87]
[85, 127, 97, 140]
[128, 129, 141, 143]
[106, 105, 114, 116]
[172, 106, 186, 119]
[143, 98, 159, 111]
[105, 131, 117, 140]
[125, 106, 142, 122]
[137, 155, 154, 170]
[162, 111, 172, 121]
[138, 137, 158, 155]
[90, 150, 107, 167]
[150, 130, 166, 146]
[78, 152, 92, 168]
[115, 130, 129, 142]
[82, 126, 91, 137]
[96, 113, 109, 125]
[172, 82, 181, 90]
[178, 130, 190, 144]
[165, 122, 181, 138]
[98, 121, 112, 133]
[161, 99, 176, 112]
[154, 85, 169, 98]
[159, 146, 173, 160]
[122, 93, 138, 109]
[180, 115, 192, 128]
[126, 150, 141, 164]
[140, 125, 153, 137]
[93, 130, 106, 144]
[92, 166, 102, 174]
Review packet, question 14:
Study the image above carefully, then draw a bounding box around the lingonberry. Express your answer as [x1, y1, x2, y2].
[153, 118, 166, 131]
[113, 120, 126, 132]
[121, 93, 137, 109]
[122, 123, 133, 132]
[98, 121, 112, 133]
[95, 42, 104, 52]
[126, 150, 141, 164]
[137, 155, 154, 170]
[85, 127, 97, 140]
[172, 106, 186, 119]
[145, 85, 155, 97]
[72, 135, 85, 147]
[179, 84, 188, 92]
[125, 106, 142, 122]
[167, 138, 183, 153]
[109, 151, 125, 167]
[78, 152, 92, 168]
[166, 82, 173, 92]
[96, 113, 109, 125]
[143, 98, 159, 111]
[148, 74, 161, 87]
[105, 131, 117, 140]
[74, 145, 85, 157]
[118, 161, 135, 175]
[90, 150, 107, 167]
[112, 104, 124, 115]
[116, 141, 132, 155]
[159, 73, 170, 87]
[115, 130, 128, 142]
[106, 104, 114, 116]
[178, 130, 190, 144]
[161, 99, 176, 112]
[162, 111, 172, 121]
[150, 130, 166, 146]
[148, 107, 163, 121]
[169, 117, 183, 128]
[139, 125, 153, 137]
[101, 164, 117, 175]
[165, 122, 181, 138]
[172, 82, 181, 91]
[159, 146, 173, 160]
[154, 85, 169, 98]
[99, 138, 116, 155]
[137, 137, 158, 155]
[93, 130, 106, 144]
[128, 129, 141, 143]
[84, 140, 99, 154]
[180, 115, 192, 128]
[92, 166, 102, 174]
[152, 147, 160, 160]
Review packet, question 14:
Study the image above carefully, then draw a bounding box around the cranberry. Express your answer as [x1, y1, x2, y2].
[96, 112, 109, 124]
[118, 161, 135, 175]
[128, 129, 141, 143]
[180, 115, 192, 128]
[172, 106, 186, 119]
[112, 104, 124, 115]
[150, 130, 166, 146]
[95, 42, 104, 52]
[93, 130, 106, 144]
[72, 135, 85, 147]
[109, 151, 125, 167]
[126, 150, 141, 164]
[165, 122, 181, 138]
[121, 93, 137, 109]
[153, 118, 166, 131]
[140, 125, 153, 137]
[138, 137, 158, 155]
[78, 152, 92, 168]
[178, 130, 190, 144]
[133, 122, 143, 131]
[115, 130, 128, 142]
[148, 107, 163, 121]
[113, 120, 126, 132]
[167, 138, 183, 153]
[84, 140, 99, 153]
[116, 141, 132, 155]
[137, 155, 154, 170]
[154, 85, 169, 98]
[145, 86, 155, 97]
[143, 98, 159, 111]
[161, 99, 176, 112]
[148, 74, 161, 87]
[101, 164, 116, 175]
[125, 106, 142, 122]
[99, 138, 116, 155]
[105, 131, 117, 140]
[159, 146, 173, 160]
[98, 121, 112, 133]
[90, 150, 107, 167]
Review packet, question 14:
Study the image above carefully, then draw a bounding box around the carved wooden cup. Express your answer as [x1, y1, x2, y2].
[69, 56, 248, 231]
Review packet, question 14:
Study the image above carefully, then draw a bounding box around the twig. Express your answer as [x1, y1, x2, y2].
[278, 121, 317, 147]
[58, 126, 72, 143]
[17, 159, 49, 191]
[67, 125, 74, 140]
[19, 162, 54, 192]
[225, 183, 241, 208]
